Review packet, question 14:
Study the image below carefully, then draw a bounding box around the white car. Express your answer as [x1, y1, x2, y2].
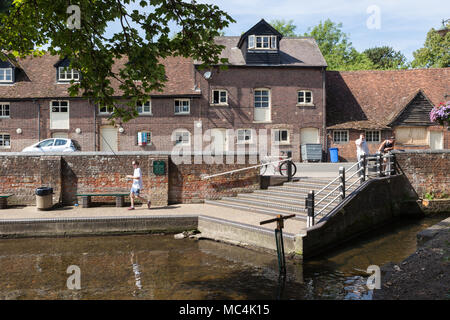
[22, 138, 81, 153]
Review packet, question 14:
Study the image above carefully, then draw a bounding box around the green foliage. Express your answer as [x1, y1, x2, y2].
[0, 0, 234, 123]
[303, 19, 375, 71]
[0, 0, 12, 14]
[363, 46, 409, 70]
[412, 22, 450, 68]
[270, 19, 297, 37]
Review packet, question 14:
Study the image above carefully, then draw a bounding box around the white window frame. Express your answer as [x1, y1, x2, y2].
[0, 133, 11, 148]
[173, 130, 191, 146]
[365, 130, 381, 143]
[50, 100, 70, 130]
[297, 90, 313, 105]
[236, 129, 253, 144]
[254, 88, 271, 108]
[0, 68, 13, 82]
[137, 100, 152, 115]
[98, 105, 115, 115]
[273, 129, 290, 145]
[174, 99, 190, 115]
[211, 89, 228, 106]
[333, 130, 349, 144]
[58, 67, 80, 82]
[248, 35, 277, 50]
[0, 102, 10, 118]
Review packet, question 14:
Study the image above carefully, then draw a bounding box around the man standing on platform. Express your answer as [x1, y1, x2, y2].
[355, 133, 369, 177]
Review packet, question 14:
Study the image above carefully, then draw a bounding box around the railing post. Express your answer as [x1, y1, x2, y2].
[361, 154, 367, 183]
[287, 151, 293, 182]
[306, 190, 314, 228]
[376, 152, 382, 177]
[339, 167, 345, 200]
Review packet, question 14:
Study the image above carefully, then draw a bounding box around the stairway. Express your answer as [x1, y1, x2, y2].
[205, 177, 361, 222]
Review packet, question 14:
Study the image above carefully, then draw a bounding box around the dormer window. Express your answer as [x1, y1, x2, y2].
[248, 35, 277, 50]
[58, 67, 80, 81]
[0, 68, 12, 82]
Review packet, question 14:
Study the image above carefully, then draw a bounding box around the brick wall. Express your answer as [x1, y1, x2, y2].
[0, 152, 260, 206]
[169, 154, 260, 204]
[394, 150, 450, 197]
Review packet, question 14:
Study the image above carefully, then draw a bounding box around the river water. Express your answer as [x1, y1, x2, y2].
[0, 213, 447, 300]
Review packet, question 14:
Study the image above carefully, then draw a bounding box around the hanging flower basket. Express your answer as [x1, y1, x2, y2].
[430, 101, 450, 126]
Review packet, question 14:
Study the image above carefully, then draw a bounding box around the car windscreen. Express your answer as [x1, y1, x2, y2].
[38, 139, 55, 147]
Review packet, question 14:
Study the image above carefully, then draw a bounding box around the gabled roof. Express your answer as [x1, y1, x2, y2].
[0, 53, 200, 99]
[326, 68, 449, 130]
[387, 89, 434, 126]
[196, 36, 327, 67]
[0, 52, 21, 69]
[237, 19, 283, 48]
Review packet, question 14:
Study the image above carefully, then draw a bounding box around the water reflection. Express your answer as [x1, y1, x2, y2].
[0, 213, 447, 300]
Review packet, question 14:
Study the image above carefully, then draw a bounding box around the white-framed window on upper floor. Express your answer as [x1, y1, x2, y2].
[248, 35, 277, 50]
[58, 67, 80, 81]
[297, 90, 313, 105]
[137, 100, 152, 115]
[211, 89, 228, 106]
[174, 99, 190, 115]
[98, 105, 115, 115]
[0, 133, 11, 148]
[0, 68, 12, 82]
[333, 130, 349, 144]
[173, 130, 191, 146]
[365, 130, 380, 143]
[236, 129, 253, 144]
[0, 103, 10, 118]
[273, 129, 290, 144]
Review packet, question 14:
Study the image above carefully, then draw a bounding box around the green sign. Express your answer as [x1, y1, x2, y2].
[153, 160, 166, 175]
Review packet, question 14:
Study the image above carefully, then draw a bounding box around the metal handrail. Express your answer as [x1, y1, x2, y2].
[314, 175, 339, 197]
[314, 184, 341, 208]
[345, 166, 364, 182]
[316, 193, 341, 216]
[201, 157, 292, 180]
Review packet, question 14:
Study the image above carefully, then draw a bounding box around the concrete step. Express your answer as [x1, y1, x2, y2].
[219, 196, 306, 213]
[241, 192, 341, 207]
[204, 199, 307, 221]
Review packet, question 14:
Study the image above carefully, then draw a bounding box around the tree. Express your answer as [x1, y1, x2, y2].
[0, 0, 12, 14]
[412, 22, 450, 68]
[363, 46, 408, 69]
[270, 19, 297, 37]
[0, 0, 234, 123]
[303, 19, 375, 71]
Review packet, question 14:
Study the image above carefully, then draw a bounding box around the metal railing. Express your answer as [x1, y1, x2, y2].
[305, 152, 397, 227]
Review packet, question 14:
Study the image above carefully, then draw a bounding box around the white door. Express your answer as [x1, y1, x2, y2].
[301, 128, 319, 144]
[210, 128, 228, 154]
[100, 126, 118, 152]
[430, 131, 443, 150]
[50, 101, 70, 129]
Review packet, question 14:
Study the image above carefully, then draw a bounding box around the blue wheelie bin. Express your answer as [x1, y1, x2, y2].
[329, 148, 339, 163]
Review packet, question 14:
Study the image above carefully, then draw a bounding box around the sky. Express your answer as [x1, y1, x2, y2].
[194, 0, 450, 62]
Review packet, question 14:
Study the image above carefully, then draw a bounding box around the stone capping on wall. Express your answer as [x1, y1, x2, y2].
[392, 149, 450, 154]
[0, 151, 261, 156]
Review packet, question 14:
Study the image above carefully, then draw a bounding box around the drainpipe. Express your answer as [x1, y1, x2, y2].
[322, 67, 327, 161]
[92, 99, 96, 151]
[34, 99, 40, 141]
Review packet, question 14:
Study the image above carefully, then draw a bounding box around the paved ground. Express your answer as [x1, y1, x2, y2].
[0, 203, 307, 235]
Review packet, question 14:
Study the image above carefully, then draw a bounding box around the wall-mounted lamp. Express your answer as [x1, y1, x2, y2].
[118, 127, 125, 133]
[75, 128, 82, 134]
[16, 128, 22, 134]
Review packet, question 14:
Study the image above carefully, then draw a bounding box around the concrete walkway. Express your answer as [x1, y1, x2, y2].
[0, 203, 307, 236]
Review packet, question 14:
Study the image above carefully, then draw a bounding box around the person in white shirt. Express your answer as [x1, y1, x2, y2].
[355, 133, 370, 177]
[126, 160, 151, 210]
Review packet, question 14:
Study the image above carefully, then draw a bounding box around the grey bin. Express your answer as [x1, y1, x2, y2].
[301, 144, 322, 162]
[35, 187, 53, 210]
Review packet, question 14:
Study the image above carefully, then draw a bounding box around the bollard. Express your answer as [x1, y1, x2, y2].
[287, 151, 293, 182]
[376, 152, 382, 177]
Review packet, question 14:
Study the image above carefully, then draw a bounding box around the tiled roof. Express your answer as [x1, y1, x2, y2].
[0, 53, 199, 99]
[326, 68, 450, 129]
[194, 36, 327, 67]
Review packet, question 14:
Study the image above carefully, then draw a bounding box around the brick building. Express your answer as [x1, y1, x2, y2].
[326, 68, 449, 161]
[0, 19, 448, 162]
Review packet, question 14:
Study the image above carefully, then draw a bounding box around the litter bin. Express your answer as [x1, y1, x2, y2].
[329, 148, 339, 163]
[35, 187, 53, 210]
